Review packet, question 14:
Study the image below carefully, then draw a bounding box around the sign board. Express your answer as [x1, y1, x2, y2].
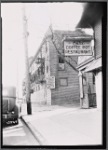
[46, 76, 55, 89]
[64, 40, 93, 56]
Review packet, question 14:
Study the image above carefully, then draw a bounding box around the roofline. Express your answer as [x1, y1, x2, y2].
[29, 35, 47, 68]
[76, 2, 105, 28]
[29, 28, 94, 68]
[29, 26, 53, 68]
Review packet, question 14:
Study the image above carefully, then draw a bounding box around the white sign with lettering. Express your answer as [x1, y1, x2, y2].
[46, 76, 55, 89]
[64, 40, 93, 56]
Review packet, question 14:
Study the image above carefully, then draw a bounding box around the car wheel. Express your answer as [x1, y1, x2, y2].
[15, 119, 18, 125]
[13, 119, 18, 125]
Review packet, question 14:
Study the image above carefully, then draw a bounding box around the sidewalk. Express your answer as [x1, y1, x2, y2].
[21, 105, 102, 145]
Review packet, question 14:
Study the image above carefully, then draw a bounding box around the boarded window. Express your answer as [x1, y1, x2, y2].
[59, 78, 68, 86]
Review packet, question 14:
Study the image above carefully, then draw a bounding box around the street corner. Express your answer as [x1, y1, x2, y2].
[20, 115, 48, 145]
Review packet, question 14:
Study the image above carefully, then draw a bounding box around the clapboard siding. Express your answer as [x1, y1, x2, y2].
[29, 29, 85, 106]
[31, 89, 46, 104]
[49, 33, 80, 105]
[46, 89, 51, 105]
[95, 19, 102, 59]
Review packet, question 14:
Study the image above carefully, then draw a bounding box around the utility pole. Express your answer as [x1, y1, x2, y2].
[22, 4, 32, 115]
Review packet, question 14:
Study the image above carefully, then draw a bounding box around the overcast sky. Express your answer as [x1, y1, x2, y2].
[1, 2, 84, 97]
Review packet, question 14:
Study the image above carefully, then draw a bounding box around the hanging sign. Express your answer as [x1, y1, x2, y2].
[64, 40, 93, 56]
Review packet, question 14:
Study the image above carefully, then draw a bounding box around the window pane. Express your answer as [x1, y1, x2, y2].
[59, 56, 64, 63]
[58, 56, 65, 70]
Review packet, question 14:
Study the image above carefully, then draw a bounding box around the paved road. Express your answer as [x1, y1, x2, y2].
[2, 119, 39, 146]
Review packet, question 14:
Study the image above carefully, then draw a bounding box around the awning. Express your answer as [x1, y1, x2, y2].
[84, 58, 102, 72]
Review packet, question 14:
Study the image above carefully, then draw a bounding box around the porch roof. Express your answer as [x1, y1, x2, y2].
[84, 58, 102, 72]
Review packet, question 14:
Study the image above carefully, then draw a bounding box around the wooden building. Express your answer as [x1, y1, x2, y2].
[76, 2, 106, 110]
[28, 28, 90, 106]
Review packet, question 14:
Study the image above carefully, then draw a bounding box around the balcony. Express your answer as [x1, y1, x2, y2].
[36, 74, 46, 84]
[30, 71, 46, 84]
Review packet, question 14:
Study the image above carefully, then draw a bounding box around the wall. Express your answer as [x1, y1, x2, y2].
[95, 71, 102, 110]
[30, 40, 52, 105]
[94, 19, 102, 59]
[49, 34, 80, 105]
[31, 84, 46, 105]
[94, 19, 102, 110]
[45, 40, 52, 105]
[30, 29, 91, 106]
[78, 19, 102, 109]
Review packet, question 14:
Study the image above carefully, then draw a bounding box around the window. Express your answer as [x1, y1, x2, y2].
[59, 56, 64, 63]
[58, 56, 65, 70]
[59, 78, 68, 86]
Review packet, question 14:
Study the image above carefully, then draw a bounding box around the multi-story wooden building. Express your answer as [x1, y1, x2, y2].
[76, 2, 106, 110]
[28, 28, 94, 106]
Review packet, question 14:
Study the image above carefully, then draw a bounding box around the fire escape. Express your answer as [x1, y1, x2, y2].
[29, 51, 46, 92]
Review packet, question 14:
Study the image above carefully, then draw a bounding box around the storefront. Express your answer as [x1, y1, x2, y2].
[78, 57, 102, 110]
[76, 2, 106, 111]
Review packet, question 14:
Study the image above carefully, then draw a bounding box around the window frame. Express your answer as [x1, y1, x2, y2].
[59, 78, 68, 87]
[58, 55, 65, 71]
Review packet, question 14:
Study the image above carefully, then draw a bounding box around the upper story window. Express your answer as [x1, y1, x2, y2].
[59, 78, 68, 86]
[58, 55, 65, 70]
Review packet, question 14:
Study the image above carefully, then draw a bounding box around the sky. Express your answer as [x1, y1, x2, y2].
[1, 2, 84, 97]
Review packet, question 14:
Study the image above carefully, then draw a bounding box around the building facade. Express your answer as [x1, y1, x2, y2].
[28, 29, 91, 106]
[76, 3, 106, 110]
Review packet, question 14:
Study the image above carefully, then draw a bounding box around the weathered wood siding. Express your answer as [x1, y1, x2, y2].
[94, 19, 102, 59]
[49, 37, 80, 105]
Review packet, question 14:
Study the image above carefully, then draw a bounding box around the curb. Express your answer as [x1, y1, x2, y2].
[20, 116, 48, 145]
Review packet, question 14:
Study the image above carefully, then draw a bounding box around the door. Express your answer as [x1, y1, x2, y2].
[87, 72, 96, 107]
[80, 72, 96, 108]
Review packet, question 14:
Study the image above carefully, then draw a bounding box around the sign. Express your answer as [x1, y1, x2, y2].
[46, 76, 55, 89]
[64, 40, 93, 56]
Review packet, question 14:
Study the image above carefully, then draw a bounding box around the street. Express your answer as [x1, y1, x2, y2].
[22, 108, 102, 145]
[2, 119, 39, 146]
